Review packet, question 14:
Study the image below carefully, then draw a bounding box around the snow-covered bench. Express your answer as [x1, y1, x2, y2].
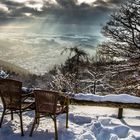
[71, 94, 140, 119]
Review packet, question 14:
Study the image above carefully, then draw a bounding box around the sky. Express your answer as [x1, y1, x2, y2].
[0, 0, 126, 74]
[0, 0, 125, 33]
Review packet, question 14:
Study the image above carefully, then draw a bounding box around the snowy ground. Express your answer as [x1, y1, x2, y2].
[0, 102, 140, 140]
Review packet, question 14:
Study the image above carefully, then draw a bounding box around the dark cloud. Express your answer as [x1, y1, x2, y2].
[0, 0, 125, 25]
[108, 0, 125, 4]
[55, 0, 78, 8]
[40, 1, 113, 25]
[43, 0, 125, 24]
[0, 1, 39, 24]
[93, 0, 109, 6]
[2, 1, 24, 7]
[10, 6, 39, 17]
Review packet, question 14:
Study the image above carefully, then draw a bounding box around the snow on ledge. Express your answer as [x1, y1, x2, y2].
[74, 93, 140, 104]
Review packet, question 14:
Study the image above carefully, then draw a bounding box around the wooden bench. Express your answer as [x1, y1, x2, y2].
[71, 98, 140, 119]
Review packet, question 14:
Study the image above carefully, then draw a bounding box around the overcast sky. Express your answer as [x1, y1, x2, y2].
[0, 0, 125, 35]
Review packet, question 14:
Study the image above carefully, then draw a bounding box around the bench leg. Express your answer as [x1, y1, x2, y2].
[118, 108, 123, 119]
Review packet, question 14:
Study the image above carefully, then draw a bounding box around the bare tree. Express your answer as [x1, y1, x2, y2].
[102, 0, 140, 59]
[95, 43, 115, 62]
[61, 46, 89, 93]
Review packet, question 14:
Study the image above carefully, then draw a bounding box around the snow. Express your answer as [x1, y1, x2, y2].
[0, 70, 9, 79]
[0, 99, 140, 140]
[74, 93, 140, 104]
[22, 87, 33, 94]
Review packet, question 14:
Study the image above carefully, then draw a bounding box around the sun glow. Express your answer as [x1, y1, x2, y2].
[78, 0, 96, 4]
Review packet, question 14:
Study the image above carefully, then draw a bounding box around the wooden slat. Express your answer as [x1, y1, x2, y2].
[71, 98, 140, 109]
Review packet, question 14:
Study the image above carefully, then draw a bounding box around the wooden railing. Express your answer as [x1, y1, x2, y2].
[70, 98, 140, 119]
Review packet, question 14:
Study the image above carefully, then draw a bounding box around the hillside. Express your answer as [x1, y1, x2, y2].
[0, 59, 31, 76]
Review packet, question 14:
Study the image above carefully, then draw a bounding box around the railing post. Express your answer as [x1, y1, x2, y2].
[118, 108, 123, 119]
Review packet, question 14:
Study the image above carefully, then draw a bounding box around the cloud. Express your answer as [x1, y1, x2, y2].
[55, 0, 78, 8]
[0, 3, 9, 13]
[107, 0, 124, 4]
[39, 1, 112, 25]
[0, 0, 125, 26]
[93, 0, 109, 7]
